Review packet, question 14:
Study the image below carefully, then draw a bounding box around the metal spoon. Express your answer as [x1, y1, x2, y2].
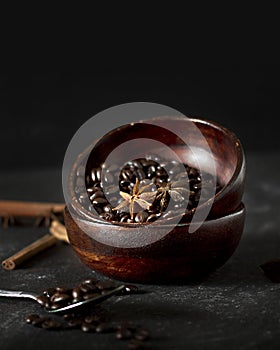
[0, 285, 125, 313]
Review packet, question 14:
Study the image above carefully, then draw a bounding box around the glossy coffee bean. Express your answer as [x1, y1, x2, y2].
[25, 314, 41, 324]
[95, 322, 114, 333]
[81, 323, 95, 333]
[135, 211, 148, 223]
[41, 319, 62, 330]
[36, 295, 49, 307]
[51, 293, 70, 304]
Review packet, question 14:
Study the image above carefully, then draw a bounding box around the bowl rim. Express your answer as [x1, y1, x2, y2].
[68, 116, 245, 225]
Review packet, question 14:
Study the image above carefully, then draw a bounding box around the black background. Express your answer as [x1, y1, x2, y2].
[1, 64, 279, 170]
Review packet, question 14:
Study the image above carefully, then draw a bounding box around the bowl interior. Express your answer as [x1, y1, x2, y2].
[69, 117, 243, 222]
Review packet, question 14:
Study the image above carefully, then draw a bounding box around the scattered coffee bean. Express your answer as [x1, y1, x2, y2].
[81, 322, 95, 333]
[41, 319, 62, 330]
[25, 314, 41, 324]
[26, 278, 151, 347]
[95, 322, 114, 333]
[115, 327, 133, 340]
[36, 295, 49, 307]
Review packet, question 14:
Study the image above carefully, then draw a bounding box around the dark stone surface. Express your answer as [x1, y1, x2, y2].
[1, 153, 280, 349]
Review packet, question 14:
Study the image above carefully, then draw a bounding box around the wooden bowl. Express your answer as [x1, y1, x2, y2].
[65, 116, 246, 283]
[65, 203, 245, 283]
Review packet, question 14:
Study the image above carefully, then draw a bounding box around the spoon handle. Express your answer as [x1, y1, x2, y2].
[0, 289, 37, 300]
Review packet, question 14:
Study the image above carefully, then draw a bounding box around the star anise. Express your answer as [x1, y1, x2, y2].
[156, 180, 193, 210]
[113, 178, 156, 219]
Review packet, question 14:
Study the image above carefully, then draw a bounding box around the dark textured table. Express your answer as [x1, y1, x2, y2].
[1, 153, 280, 350]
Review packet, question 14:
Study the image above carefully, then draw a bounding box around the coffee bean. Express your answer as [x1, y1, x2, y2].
[50, 303, 60, 310]
[135, 211, 148, 223]
[100, 212, 115, 221]
[72, 287, 82, 299]
[41, 319, 62, 330]
[43, 288, 56, 298]
[95, 322, 114, 333]
[84, 315, 100, 324]
[51, 293, 70, 304]
[83, 278, 96, 285]
[67, 318, 83, 328]
[115, 327, 133, 340]
[81, 323, 95, 333]
[83, 292, 100, 300]
[92, 197, 108, 206]
[36, 295, 49, 307]
[124, 285, 139, 294]
[63, 313, 75, 321]
[25, 314, 41, 324]
[90, 190, 105, 200]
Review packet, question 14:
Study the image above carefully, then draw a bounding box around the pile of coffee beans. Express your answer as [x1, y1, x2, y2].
[75, 155, 222, 224]
[35, 278, 137, 311]
[26, 278, 150, 349]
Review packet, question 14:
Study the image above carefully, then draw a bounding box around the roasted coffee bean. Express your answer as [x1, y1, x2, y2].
[72, 287, 82, 299]
[36, 295, 49, 307]
[83, 277, 96, 285]
[127, 339, 144, 350]
[25, 314, 41, 324]
[84, 315, 100, 324]
[92, 197, 108, 206]
[90, 190, 105, 200]
[43, 288, 56, 298]
[51, 293, 70, 304]
[115, 327, 133, 340]
[134, 328, 150, 341]
[95, 322, 114, 333]
[147, 213, 161, 222]
[63, 313, 75, 321]
[81, 322, 95, 333]
[135, 211, 148, 223]
[120, 214, 130, 223]
[100, 212, 115, 221]
[55, 287, 70, 293]
[124, 285, 139, 294]
[103, 204, 113, 213]
[121, 169, 133, 181]
[67, 318, 83, 328]
[50, 303, 61, 310]
[83, 292, 100, 300]
[79, 283, 92, 293]
[41, 319, 62, 330]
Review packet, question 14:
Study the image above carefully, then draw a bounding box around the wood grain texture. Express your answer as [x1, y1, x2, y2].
[65, 204, 245, 283]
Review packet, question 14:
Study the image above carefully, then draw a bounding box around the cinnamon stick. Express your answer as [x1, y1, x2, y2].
[2, 234, 58, 270]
